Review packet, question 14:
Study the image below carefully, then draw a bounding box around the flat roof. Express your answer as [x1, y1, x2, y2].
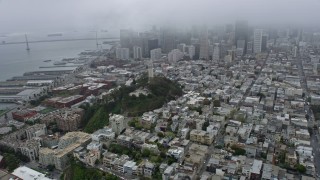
[12, 166, 52, 180]
[27, 80, 54, 84]
[250, 160, 263, 174]
[16, 89, 38, 96]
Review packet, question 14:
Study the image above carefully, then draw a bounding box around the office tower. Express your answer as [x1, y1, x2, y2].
[219, 43, 229, 59]
[227, 49, 235, 61]
[110, 114, 125, 135]
[247, 41, 253, 54]
[177, 43, 186, 53]
[133, 46, 142, 60]
[184, 45, 195, 59]
[139, 32, 152, 58]
[236, 39, 246, 56]
[237, 40, 246, 50]
[199, 26, 209, 60]
[160, 28, 176, 53]
[116, 48, 130, 60]
[212, 43, 220, 61]
[235, 20, 249, 54]
[120, 29, 133, 49]
[208, 44, 214, 60]
[293, 46, 298, 58]
[225, 24, 233, 33]
[148, 39, 159, 53]
[261, 35, 268, 52]
[191, 25, 200, 38]
[254, 29, 263, 54]
[168, 49, 184, 62]
[150, 48, 162, 60]
[194, 43, 200, 60]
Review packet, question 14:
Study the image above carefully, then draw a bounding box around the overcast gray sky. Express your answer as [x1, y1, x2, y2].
[1, 0, 320, 34]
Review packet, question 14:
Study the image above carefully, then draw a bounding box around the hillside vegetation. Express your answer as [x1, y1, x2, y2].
[81, 75, 182, 133]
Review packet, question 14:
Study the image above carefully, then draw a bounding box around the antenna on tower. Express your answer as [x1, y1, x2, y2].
[25, 34, 30, 51]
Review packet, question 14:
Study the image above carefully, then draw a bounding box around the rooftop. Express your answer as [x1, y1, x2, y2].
[12, 166, 52, 180]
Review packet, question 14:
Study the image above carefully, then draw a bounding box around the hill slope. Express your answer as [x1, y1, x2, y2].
[82, 75, 182, 133]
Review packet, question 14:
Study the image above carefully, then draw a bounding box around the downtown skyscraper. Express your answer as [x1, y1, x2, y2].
[199, 26, 209, 60]
[235, 20, 249, 54]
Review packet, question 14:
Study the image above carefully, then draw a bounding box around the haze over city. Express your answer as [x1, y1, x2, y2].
[1, 0, 320, 34]
[1, 0, 320, 180]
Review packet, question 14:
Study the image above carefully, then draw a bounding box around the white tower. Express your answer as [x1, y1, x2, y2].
[148, 60, 154, 82]
[253, 29, 263, 54]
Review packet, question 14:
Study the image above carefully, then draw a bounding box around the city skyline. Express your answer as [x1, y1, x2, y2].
[1, 0, 320, 34]
[1, 0, 320, 179]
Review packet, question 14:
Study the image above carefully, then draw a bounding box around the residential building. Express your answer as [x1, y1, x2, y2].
[116, 48, 130, 60]
[168, 49, 184, 62]
[38, 132, 91, 170]
[150, 48, 162, 60]
[133, 46, 142, 60]
[110, 114, 125, 135]
[190, 129, 214, 145]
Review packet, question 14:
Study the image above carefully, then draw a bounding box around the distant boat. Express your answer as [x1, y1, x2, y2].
[101, 29, 108, 33]
[48, 33, 63, 37]
[43, 60, 52, 62]
[53, 61, 67, 65]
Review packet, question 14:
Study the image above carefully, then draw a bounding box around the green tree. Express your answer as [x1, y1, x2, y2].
[3, 153, 20, 172]
[231, 145, 246, 156]
[142, 149, 151, 158]
[213, 100, 221, 107]
[157, 132, 165, 138]
[295, 164, 306, 173]
[165, 131, 176, 139]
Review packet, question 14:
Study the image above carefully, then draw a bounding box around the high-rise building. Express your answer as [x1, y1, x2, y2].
[148, 39, 159, 53]
[120, 29, 133, 49]
[247, 41, 253, 54]
[225, 24, 233, 33]
[110, 114, 125, 135]
[168, 49, 184, 62]
[212, 43, 220, 61]
[236, 39, 246, 56]
[227, 49, 236, 61]
[199, 26, 209, 60]
[133, 46, 142, 60]
[116, 48, 130, 60]
[150, 48, 162, 60]
[237, 40, 246, 50]
[184, 45, 195, 59]
[139, 32, 152, 58]
[194, 43, 200, 60]
[177, 43, 186, 53]
[148, 60, 154, 81]
[261, 35, 268, 52]
[235, 20, 249, 54]
[208, 44, 214, 60]
[293, 46, 298, 58]
[160, 28, 176, 53]
[253, 29, 263, 54]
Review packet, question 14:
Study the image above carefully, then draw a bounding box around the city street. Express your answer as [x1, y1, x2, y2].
[296, 53, 320, 177]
